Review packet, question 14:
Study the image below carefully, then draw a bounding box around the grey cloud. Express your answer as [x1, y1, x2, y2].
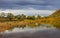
[0, 0, 60, 10]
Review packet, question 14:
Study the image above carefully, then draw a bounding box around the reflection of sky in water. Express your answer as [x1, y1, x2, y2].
[1, 28, 60, 38]
[2, 24, 56, 33]
[1, 24, 60, 38]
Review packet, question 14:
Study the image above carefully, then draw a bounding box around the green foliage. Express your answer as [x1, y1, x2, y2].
[7, 13, 14, 21]
[37, 15, 41, 19]
[15, 14, 26, 21]
[27, 16, 35, 20]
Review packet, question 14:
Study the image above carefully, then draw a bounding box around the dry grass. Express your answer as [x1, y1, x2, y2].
[0, 17, 60, 32]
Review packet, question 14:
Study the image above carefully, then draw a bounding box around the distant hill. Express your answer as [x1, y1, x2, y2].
[49, 9, 60, 18]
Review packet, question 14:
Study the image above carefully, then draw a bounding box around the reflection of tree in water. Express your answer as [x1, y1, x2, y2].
[8, 23, 55, 31]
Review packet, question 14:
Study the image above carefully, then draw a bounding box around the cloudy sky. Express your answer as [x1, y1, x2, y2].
[0, 0, 60, 16]
[0, 0, 60, 10]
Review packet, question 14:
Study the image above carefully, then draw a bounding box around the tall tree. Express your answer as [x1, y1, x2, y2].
[0, 12, 6, 18]
[37, 15, 41, 19]
[7, 13, 14, 21]
[27, 16, 35, 20]
[16, 14, 26, 21]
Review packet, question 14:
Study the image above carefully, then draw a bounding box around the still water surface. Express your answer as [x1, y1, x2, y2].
[3, 24, 56, 33]
[0, 24, 60, 38]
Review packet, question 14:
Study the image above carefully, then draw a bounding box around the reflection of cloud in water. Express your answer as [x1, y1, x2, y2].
[0, 24, 60, 38]
[2, 24, 56, 33]
[0, 29, 60, 38]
